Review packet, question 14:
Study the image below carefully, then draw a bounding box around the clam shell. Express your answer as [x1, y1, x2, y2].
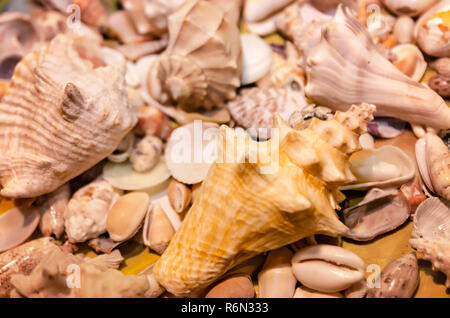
[106, 192, 150, 242]
[392, 44, 427, 82]
[291, 244, 365, 293]
[0, 34, 136, 198]
[343, 188, 410, 241]
[240, 33, 272, 85]
[0, 201, 40, 252]
[257, 248, 297, 298]
[154, 104, 374, 296]
[340, 145, 415, 191]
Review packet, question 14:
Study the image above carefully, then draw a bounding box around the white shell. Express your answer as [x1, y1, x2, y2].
[393, 15, 415, 44]
[0, 202, 40, 252]
[392, 44, 427, 82]
[381, 0, 439, 17]
[240, 33, 272, 85]
[340, 146, 415, 191]
[416, 138, 435, 192]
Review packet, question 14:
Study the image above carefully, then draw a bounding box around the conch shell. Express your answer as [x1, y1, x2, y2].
[153, 103, 375, 296]
[0, 34, 137, 198]
[147, 0, 242, 112]
[304, 5, 450, 130]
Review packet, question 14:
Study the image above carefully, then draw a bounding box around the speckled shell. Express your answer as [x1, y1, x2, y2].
[153, 104, 375, 296]
[147, 0, 242, 112]
[0, 34, 137, 198]
[305, 5, 450, 130]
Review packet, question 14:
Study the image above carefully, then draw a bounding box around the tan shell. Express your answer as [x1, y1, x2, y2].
[240, 33, 272, 85]
[294, 286, 343, 298]
[257, 248, 297, 298]
[0, 34, 136, 198]
[106, 192, 150, 242]
[244, 0, 294, 23]
[291, 244, 365, 293]
[143, 200, 176, 255]
[305, 5, 450, 130]
[153, 104, 375, 296]
[205, 274, 254, 298]
[168, 179, 191, 213]
[147, 0, 242, 112]
[393, 15, 415, 44]
[392, 44, 427, 82]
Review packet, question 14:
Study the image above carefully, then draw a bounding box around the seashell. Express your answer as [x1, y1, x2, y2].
[391, 44, 427, 82]
[135, 104, 172, 139]
[227, 87, 308, 139]
[416, 133, 450, 200]
[431, 57, 450, 77]
[0, 79, 8, 97]
[240, 33, 272, 85]
[0, 200, 40, 252]
[108, 132, 135, 164]
[393, 15, 415, 44]
[257, 248, 297, 298]
[153, 104, 375, 296]
[305, 5, 450, 130]
[226, 254, 266, 277]
[381, 0, 439, 17]
[428, 75, 450, 98]
[130, 135, 163, 173]
[367, 10, 396, 44]
[243, 0, 294, 23]
[122, 0, 161, 35]
[64, 179, 122, 243]
[246, 12, 281, 36]
[36, 0, 71, 12]
[36, 183, 70, 239]
[84, 250, 124, 270]
[144, 0, 187, 33]
[345, 280, 367, 298]
[209, 0, 243, 26]
[359, 133, 375, 149]
[147, 0, 242, 112]
[73, 0, 110, 28]
[168, 179, 191, 213]
[367, 253, 419, 298]
[10, 247, 154, 298]
[415, 0, 450, 57]
[293, 286, 344, 298]
[291, 244, 366, 293]
[206, 274, 254, 298]
[143, 200, 175, 255]
[103, 158, 171, 194]
[165, 121, 220, 184]
[88, 235, 123, 254]
[0, 237, 58, 298]
[0, 34, 136, 199]
[410, 197, 450, 288]
[367, 118, 406, 139]
[108, 11, 152, 45]
[340, 146, 415, 191]
[106, 192, 150, 242]
[116, 37, 169, 62]
[342, 188, 410, 241]
[400, 177, 427, 215]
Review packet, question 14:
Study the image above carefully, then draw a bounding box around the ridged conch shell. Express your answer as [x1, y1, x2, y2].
[415, 0, 450, 57]
[416, 133, 450, 201]
[410, 197, 450, 288]
[153, 103, 375, 296]
[381, 0, 439, 17]
[305, 5, 450, 130]
[147, 0, 242, 112]
[291, 244, 366, 293]
[0, 34, 137, 198]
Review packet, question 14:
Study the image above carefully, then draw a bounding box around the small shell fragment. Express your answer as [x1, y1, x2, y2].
[106, 192, 150, 242]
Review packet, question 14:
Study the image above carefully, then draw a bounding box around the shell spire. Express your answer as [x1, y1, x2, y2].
[0, 34, 137, 198]
[154, 103, 375, 296]
[147, 0, 242, 112]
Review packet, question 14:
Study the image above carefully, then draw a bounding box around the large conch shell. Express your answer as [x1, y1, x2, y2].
[147, 0, 242, 112]
[153, 103, 375, 296]
[304, 5, 450, 130]
[0, 34, 137, 198]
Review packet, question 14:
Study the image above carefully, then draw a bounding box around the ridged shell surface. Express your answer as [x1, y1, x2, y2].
[0, 34, 137, 198]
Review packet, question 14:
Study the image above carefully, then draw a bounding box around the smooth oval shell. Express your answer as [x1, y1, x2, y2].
[293, 286, 343, 298]
[206, 274, 254, 298]
[393, 15, 415, 44]
[240, 33, 272, 85]
[392, 44, 427, 82]
[292, 244, 365, 293]
[106, 192, 150, 242]
[367, 118, 406, 139]
[415, 137, 435, 192]
[340, 146, 415, 190]
[381, 0, 439, 17]
[0, 202, 40, 252]
[257, 248, 296, 298]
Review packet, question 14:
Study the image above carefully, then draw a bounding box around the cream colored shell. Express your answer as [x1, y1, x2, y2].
[0, 34, 137, 198]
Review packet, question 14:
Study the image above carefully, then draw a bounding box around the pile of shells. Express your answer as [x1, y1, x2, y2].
[0, 0, 449, 299]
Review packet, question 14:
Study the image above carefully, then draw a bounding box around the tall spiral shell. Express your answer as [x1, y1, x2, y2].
[147, 0, 242, 112]
[0, 34, 137, 198]
[154, 103, 375, 296]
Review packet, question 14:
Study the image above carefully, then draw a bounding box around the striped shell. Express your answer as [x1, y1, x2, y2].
[0, 34, 137, 198]
[147, 0, 242, 112]
[153, 103, 375, 296]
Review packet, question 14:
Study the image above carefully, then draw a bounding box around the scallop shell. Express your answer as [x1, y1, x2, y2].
[340, 146, 415, 191]
[305, 5, 450, 130]
[147, 0, 242, 112]
[227, 87, 308, 139]
[410, 197, 450, 288]
[0, 34, 136, 198]
[153, 103, 375, 296]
